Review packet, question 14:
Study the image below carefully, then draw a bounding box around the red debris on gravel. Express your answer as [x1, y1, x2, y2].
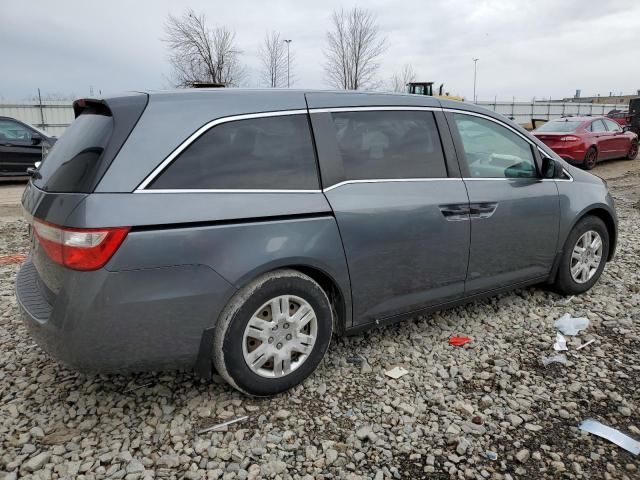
[449, 336, 472, 347]
[0, 254, 27, 266]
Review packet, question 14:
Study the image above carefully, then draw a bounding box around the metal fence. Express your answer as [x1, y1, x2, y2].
[476, 101, 621, 125]
[0, 101, 74, 137]
[0, 99, 626, 136]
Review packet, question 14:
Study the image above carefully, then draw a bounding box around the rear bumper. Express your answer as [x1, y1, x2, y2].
[16, 258, 236, 373]
[544, 145, 585, 163]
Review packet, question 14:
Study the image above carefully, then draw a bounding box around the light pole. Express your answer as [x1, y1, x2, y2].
[283, 39, 292, 88]
[473, 58, 479, 103]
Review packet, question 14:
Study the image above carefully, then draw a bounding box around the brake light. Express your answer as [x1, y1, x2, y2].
[32, 219, 129, 271]
[560, 136, 580, 142]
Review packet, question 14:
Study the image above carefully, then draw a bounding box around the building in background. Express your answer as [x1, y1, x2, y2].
[556, 89, 640, 105]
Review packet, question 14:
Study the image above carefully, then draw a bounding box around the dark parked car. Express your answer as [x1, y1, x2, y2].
[17, 90, 617, 396]
[532, 116, 638, 169]
[0, 116, 56, 177]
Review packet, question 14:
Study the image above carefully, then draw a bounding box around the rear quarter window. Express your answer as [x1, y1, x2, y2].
[149, 114, 319, 190]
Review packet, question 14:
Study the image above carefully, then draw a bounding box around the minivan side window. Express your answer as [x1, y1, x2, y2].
[150, 115, 319, 190]
[454, 114, 537, 179]
[330, 111, 447, 180]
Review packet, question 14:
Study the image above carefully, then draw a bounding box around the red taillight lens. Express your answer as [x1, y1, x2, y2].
[560, 136, 580, 142]
[33, 219, 129, 271]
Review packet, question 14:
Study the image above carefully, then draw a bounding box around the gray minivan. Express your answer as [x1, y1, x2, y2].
[16, 90, 617, 396]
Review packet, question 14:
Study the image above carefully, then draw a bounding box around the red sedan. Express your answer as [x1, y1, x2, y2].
[533, 116, 638, 169]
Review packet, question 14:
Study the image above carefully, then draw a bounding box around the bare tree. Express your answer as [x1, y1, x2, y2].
[258, 31, 290, 88]
[163, 9, 244, 87]
[389, 64, 416, 93]
[324, 7, 386, 90]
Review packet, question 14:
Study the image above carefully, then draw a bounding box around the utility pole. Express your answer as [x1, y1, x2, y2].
[473, 58, 479, 103]
[37, 88, 45, 130]
[283, 39, 292, 88]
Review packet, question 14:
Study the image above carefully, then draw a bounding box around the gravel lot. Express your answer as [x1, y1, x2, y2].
[1, 160, 639, 480]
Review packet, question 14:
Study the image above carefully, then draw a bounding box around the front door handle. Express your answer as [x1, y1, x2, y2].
[469, 202, 498, 219]
[439, 204, 470, 221]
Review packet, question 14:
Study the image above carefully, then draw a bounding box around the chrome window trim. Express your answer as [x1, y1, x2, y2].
[323, 177, 460, 192]
[309, 106, 439, 114]
[135, 109, 309, 191]
[134, 188, 322, 194]
[135, 104, 573, 194]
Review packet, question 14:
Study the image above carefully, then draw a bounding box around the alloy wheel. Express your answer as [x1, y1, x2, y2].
[570, 230, 603, 284]
[585, 149, 597, 169]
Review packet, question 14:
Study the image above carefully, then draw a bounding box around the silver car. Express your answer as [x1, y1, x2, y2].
[17, 90, 617, 396]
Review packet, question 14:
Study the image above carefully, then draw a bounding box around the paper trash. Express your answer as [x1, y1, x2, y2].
[580, 419, 640, 455]
[554, 313, 589, 336]
[553, 333, 568, 351]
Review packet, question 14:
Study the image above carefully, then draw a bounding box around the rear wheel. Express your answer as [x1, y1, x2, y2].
[627, 140, 638, 160]
[583, 147, 597, 170]
[553, 216, 609, 295]
[213, 269, 333, 396]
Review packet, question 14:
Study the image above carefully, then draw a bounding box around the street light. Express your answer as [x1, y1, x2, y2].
[473, 58, 479, 103]
[283, 39, 292, 88]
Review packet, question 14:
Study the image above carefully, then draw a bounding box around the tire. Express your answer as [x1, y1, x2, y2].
[583, 147, 597, 170]
[213, 269, 333, 396]
[553, 216, 609, 295]
[627, 140, 638, 160]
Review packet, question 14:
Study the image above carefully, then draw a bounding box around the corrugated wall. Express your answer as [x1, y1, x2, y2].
[0, 101, 75, 137]
[476, 101, 621, 126]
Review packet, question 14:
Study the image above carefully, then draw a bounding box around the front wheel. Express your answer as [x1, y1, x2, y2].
[627, 140, 638, 160]
[213, 269, 333, 396]
[553, 216, 609, 295]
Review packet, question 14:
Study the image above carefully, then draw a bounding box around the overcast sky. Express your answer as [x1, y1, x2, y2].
[2, 0, 639, 101]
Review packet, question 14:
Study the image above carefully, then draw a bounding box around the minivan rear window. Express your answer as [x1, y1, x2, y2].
[33, 114, 113, 192]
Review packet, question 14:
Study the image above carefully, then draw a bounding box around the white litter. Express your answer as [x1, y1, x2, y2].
[554, 313, 589, 336]
[196, 416, 248, 435]
[580, 419, 640, 455]
[576, 339, 595, 351]
[553, 333, 568, 351]
[540, 354, 567, 367]
[384, 366, 409, 379]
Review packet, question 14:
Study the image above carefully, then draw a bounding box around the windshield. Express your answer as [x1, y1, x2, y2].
[33, 114, 113, 192]
[535, 120, 582, 133]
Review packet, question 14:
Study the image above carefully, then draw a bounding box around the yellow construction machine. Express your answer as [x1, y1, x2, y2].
[407, 82, 464, 101]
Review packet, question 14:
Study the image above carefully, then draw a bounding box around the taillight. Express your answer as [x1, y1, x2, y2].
[560, 136, 580, 142]
[32, 219, 129, 271]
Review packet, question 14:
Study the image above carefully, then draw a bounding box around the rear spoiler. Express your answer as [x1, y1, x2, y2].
[73, 98, 112, 118]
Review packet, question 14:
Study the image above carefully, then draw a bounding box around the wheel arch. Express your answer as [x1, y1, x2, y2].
[193, 262, 352, 379]
[582, 207, 617, 261]
[548, 205, 617, 285]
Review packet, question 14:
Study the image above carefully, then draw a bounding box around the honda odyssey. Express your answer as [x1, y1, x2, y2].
[16, 90, 617, 396]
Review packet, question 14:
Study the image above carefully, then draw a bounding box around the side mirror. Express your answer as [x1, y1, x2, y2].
[623, 126, 631, 133]
[31, 133, 42, 145]
[541, 156, 557, 179]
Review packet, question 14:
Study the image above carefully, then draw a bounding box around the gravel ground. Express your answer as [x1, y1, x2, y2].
[1, 160, 639, 480]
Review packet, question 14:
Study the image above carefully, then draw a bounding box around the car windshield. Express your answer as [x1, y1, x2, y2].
[535, 120, 582, 133]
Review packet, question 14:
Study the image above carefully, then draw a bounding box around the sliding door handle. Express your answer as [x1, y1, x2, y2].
[469, 202, 498, 219]
[439, 204, 470, 221]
